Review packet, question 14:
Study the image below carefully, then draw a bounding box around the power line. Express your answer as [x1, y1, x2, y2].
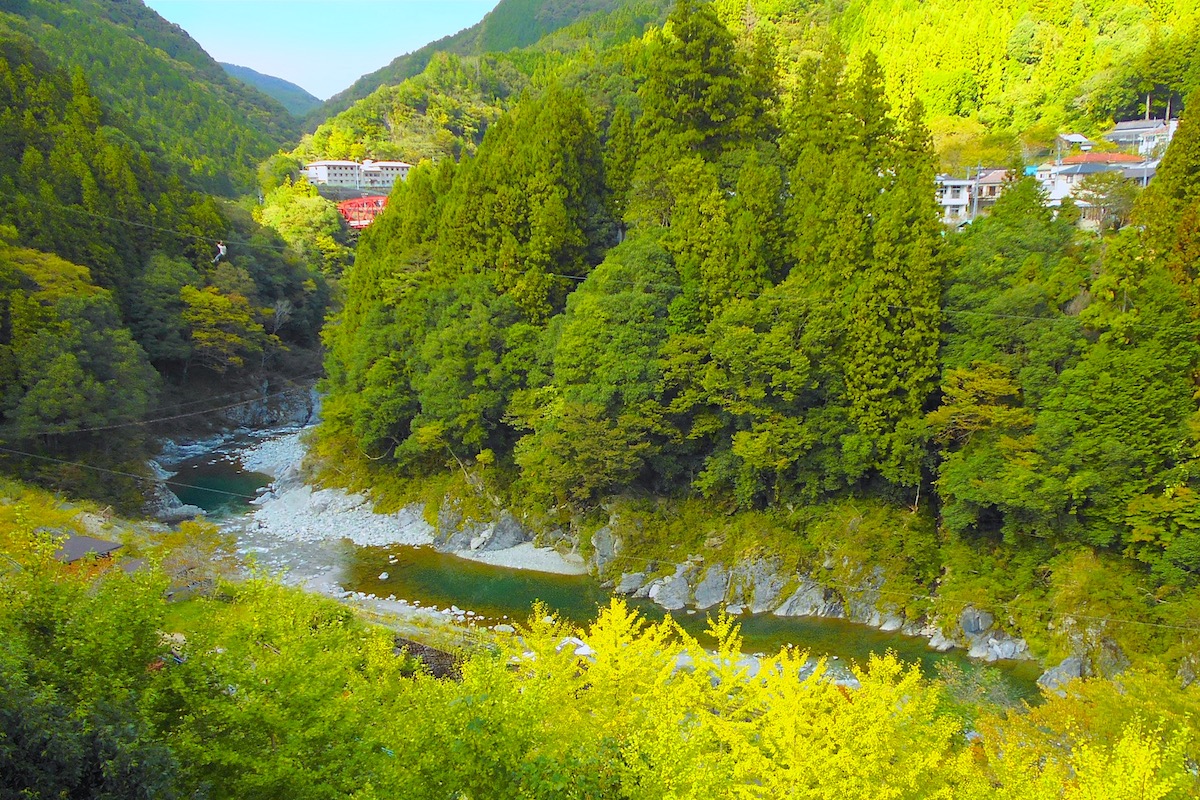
[0, 445, 262, 501]
[1, 448, 1192, 635]
[12, 375, 322, 439]
[146, 370, 323, 415]
[7, 192, 294, 254]
[6, 187, 1166, 330]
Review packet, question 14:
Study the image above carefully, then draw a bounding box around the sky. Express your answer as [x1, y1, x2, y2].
[143, 1, 499, 100]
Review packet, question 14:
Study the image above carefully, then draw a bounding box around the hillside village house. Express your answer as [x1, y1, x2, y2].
[936, 116, 1174, 227]
[935, 175, 974, 224]
[304, 159, 412, 190]
[1103, 117, 1179, 157]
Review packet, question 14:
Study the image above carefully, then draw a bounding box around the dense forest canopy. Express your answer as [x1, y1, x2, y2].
[4, 0, 1200, 795]
[318, 0, 1200, 669]
[0, 26, 328, 505]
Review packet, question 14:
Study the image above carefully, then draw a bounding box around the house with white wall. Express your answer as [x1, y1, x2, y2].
[935, 175, 974, 224]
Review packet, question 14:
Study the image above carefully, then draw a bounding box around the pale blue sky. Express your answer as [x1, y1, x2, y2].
[143, 1, 499, 100]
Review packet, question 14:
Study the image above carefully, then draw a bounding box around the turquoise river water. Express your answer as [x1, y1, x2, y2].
[170, 441, 1043, 700]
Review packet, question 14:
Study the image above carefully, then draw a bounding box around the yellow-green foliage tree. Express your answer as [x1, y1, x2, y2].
[2, 486, 1198, 800]
[254, 179, 353, 278]
[180, 285, 270, 375]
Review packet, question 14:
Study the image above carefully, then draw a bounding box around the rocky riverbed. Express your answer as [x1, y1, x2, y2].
[152, 420, 1072, 689]
[238, 431, 586, 575]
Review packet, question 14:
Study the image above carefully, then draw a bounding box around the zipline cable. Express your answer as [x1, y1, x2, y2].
[7, 192, 294, 254]
[1, 443, 1194, 635]
[14, 374, 323, 439]
[0, 444, 262, 501]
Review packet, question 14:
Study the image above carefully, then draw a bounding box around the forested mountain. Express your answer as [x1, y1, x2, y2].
[5, 2, 1200, 795]
[0, 0, 298, 193]
[311, 0, 672, 125]
[307, 0, 1200, 171]
[222, 62, 322, 118]
[295, 1, 671, 163]
[824, 0, 1200, 163]
[320, 0, 1200, 671]
[0, 28, 328, 504]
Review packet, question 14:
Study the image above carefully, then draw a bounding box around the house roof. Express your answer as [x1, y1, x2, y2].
[54, 535, 122, 563]
[1109, 118, 1168, 132]
[1056, 162, 1127, 175]
[120, 558, 147, 575]
[977, 168, 1009, 184]
[1058, 133, 1092, 144]
[1104, 117, 1171, 139]
[1122, 165, 1158, 179]
[1062, 152, 1144, 164]
[306, 160, 360, 167]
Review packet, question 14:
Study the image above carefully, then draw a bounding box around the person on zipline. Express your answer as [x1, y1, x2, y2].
[212, 240, 227, 264]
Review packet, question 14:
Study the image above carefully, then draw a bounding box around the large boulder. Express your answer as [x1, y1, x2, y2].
[959, 607, 995, 636]
[145, 474, 205, 523]
[927, 627, 956, 652]
[648, 571, 691, 610]
[472, 511, 529, 552]
[731, 559, 784, 614]
[1038, 656, 1084, 692]
[774, 578, 844, 618]
[591, 526, 621, 573]
[692, 566, 729, 610]
[434, 501, 473, 550]
[220, 385, 319, 429]
[434, 506, 531, 553]
[615, 572, 646, 595]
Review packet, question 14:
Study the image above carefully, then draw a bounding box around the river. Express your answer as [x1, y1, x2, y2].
[166, 429, 1043, 699]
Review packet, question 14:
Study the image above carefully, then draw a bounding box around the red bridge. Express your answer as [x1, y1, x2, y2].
[337, 196, 389, 229]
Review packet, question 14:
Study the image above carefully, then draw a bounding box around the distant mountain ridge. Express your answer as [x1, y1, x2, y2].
[222, 62, 322, 117]
[309, 0, 660, 126]
[0, 0, 298, 194]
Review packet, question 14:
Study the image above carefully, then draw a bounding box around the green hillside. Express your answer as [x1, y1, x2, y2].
[818, 0, 1200, 161]
[0, 27, 328, 504]
[312, 0, 1200, 170]
[296, 1, 670, 164]
[310, 0, 671, 125]
[319, 0, 1200, 673]
[222, 62, 322, 117]
[0, 0, 299, 193]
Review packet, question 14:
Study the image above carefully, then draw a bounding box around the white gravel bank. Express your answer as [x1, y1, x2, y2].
[239, 428, 586, 574]
[239, 430, 306, 478]
[251, 484, 437, 548]
[459, 542, 588, 575]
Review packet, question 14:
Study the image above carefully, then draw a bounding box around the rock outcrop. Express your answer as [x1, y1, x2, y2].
[144, 459, 204, 522]
[598, 526, 1037, 669]
[434, 505, 533, 554]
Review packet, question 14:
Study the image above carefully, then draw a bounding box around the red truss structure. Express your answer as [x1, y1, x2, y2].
[337, 196, 389, 229]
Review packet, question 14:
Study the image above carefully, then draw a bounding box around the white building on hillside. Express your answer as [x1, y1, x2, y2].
[935, 175, 974, 224]
[305, 159, 413, 190]
[361, 160, 411, 188]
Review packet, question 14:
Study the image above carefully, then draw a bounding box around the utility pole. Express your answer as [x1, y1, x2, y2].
[971, 163, 982, 220]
